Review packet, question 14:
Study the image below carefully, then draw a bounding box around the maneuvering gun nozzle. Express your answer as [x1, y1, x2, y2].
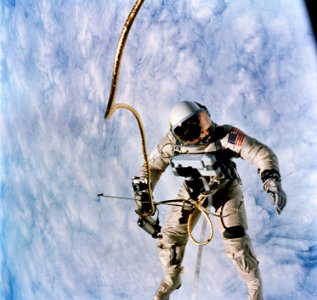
[136, 214, 161, 239]
[132, 176, 161, 238]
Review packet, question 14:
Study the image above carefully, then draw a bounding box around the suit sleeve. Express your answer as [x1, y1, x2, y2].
[139, 132, 175, 190]
[222, 126, 280, 175]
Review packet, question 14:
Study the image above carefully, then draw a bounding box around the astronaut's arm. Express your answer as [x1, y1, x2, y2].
[239, 134, 279, 174]
[240, 134, 287, 214]
[132, 133, 174, 215]
[223, 127, 287, 214]
[139, 133, 173, 189]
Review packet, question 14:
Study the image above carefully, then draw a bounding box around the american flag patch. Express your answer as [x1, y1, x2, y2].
[228, 128, 245, 146]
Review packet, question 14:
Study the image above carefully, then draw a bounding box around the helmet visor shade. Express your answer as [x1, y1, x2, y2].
[172, 111, 212, 144]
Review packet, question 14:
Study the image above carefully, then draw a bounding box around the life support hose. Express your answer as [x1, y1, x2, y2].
[104, 0, 155, 217]
[187, 194, 214, 246]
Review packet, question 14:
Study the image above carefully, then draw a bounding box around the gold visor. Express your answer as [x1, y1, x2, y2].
[173, 111, 212, 144]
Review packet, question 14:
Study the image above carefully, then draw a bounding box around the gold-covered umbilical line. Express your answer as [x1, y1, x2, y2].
[105, 0, 145, 118]
[104, 0, 155, 216]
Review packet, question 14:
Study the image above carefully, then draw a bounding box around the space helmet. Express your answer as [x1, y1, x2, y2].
[169, 101, 212, 145]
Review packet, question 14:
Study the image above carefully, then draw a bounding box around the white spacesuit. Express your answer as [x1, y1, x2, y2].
[133, 101, 287, 300]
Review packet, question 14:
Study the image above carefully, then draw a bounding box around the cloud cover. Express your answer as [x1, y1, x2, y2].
[1, 0, 317, 299]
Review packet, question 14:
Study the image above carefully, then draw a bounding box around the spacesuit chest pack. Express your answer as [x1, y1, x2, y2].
[170, 152, 221, 180]
[169, 137, 240, 182]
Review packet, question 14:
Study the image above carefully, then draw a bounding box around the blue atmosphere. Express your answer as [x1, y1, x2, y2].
[1, 1, 317, 299]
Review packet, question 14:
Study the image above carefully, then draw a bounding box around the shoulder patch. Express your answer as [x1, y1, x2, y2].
[228, 128, 245, 146]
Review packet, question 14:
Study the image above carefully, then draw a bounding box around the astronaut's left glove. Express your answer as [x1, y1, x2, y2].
[261, 170, 287, 214]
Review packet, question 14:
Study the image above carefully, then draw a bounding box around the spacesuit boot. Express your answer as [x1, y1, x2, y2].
[224, 235, 263, 300]
[153, 275, 182, 300]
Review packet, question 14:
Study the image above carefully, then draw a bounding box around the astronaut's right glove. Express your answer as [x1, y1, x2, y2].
[261, 170, 287, 214]
[132, 176, 155, 216]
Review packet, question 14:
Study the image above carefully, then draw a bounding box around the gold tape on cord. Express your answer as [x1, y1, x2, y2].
[104, 0, 214, 245]
[104, 0, 155, 216]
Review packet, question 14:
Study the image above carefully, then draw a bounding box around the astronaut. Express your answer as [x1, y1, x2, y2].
[133, 101, 287, 300]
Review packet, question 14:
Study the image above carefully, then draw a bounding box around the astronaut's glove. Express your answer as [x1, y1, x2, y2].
[261, 170, 287, 214]
[132, 176, 155, 216]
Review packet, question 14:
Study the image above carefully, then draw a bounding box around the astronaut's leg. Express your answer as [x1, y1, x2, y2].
[223, 234, 263, 300]
[153, 183, 199, 300]
[153, 233, 185, 300]
[214, 180, 263, 300]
